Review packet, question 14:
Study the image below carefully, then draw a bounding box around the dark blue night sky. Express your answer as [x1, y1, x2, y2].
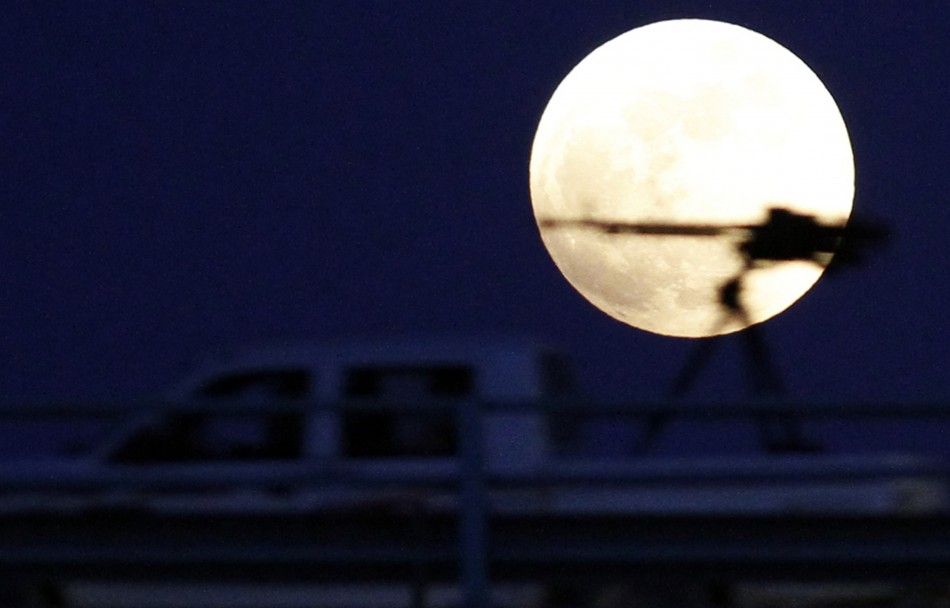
[1, 2, 948, 407]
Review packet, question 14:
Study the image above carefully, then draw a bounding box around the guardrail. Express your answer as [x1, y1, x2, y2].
[2, 397, 950, 416]
[0, 398, 948, 608]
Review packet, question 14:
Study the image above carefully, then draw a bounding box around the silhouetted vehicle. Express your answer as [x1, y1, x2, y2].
[0, 337, 948, 608]
[0, 337, 942, 517]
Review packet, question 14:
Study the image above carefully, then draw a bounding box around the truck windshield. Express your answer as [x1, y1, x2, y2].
[109, 410, 303, 463]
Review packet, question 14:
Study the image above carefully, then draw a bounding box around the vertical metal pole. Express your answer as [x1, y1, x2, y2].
[458, 400, 489, 608]
[410, 498, 428, 608]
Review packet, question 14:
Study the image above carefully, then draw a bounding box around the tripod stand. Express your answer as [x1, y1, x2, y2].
[540, 206, 888, 455]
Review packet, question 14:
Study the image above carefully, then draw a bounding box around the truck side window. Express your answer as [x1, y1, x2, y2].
[110, 411, 303, 463]
[344, 365, 472, 398]
[539, 353, 575, 397]
[340, 366, 467, 458]
[196, 369, 310, 400]
[341, 409, 456, 458]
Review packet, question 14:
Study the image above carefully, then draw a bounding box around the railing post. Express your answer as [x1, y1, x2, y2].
[458, 399, 489, 608]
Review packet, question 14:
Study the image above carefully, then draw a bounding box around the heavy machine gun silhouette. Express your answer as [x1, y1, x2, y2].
[538, 207, 885, 269]
[539, 207, 888, 452]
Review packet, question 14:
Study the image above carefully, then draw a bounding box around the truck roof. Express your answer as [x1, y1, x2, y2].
[167, 335, 567, 401]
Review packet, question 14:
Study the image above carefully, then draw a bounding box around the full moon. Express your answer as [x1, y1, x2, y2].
[530, 19, 854, 337]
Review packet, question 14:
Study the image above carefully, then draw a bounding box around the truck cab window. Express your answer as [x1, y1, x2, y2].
[344, 365, 472, 398]
[539, 353, 575, 397]
[341, 366, 467, 458]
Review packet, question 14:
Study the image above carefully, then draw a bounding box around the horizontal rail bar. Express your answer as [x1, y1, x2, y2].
[1, 399, 949, 418]
[0, 456, 946, 491]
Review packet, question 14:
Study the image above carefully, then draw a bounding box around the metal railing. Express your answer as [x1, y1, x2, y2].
[0, 398, 949, 608]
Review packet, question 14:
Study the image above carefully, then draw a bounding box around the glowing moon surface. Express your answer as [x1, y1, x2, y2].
[530, 19, 854, 337]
